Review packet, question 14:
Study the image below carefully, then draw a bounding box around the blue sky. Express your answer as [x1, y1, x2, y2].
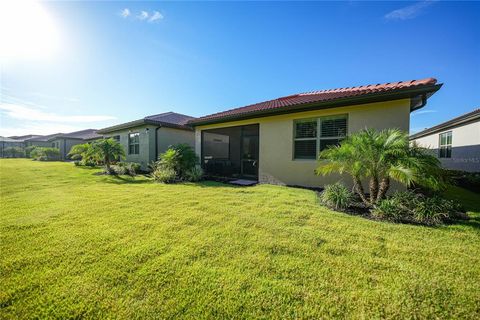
[1, 0, 479, 136]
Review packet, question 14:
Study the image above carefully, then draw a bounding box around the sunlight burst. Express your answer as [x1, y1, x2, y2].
[0, 0, 61, 61]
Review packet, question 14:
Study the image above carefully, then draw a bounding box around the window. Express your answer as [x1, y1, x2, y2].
[112, 135, 120, 142]
[439, 131, 452, 158]
[52, 142, 55, 148]
[294, 115, 347, 160]
[128, 132, 140, 154]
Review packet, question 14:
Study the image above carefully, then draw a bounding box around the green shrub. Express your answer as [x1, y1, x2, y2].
[185, 166, 203, 182]
[320, 183, 354, 210]
[372, 190, 464, 225]
[25, 146, 37, 158]
[155, 144, 199, 182]
[30, 147, 60, 161]
[74, 160, 81, 166]
[2, 147, 25, 158]
[111, 164, 127, 175]
[152, 167, 177, 183]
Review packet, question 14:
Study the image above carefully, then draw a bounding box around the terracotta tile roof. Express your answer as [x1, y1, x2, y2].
[97, 112, 195, 133]
[189, 78, 441, 125]
[410, 108, 480, 140]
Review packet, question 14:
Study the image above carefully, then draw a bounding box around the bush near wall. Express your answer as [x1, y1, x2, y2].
[1, 147, 25, 158]
[30, 147, 61, 161]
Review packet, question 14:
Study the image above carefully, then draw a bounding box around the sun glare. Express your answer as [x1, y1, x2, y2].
[0, 0, 61, 61]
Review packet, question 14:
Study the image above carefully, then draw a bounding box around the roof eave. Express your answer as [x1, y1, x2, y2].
[189, 84, 442, 127]
[97, 119, 148, 134]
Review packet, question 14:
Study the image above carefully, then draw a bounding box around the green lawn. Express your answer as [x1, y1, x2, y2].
[1, 159, 479, 319]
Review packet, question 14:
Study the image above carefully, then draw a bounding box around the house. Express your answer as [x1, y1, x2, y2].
[47, 129, 103, 160]
[188, 78, 442, 188]
[97, 112, 195, 170]
[410, 109, 480, 172]
[0, 136, 25, 157]
[24, 133, 64, 148]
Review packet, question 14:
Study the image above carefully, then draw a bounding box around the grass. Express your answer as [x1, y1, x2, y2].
[1, 159, 479, 319]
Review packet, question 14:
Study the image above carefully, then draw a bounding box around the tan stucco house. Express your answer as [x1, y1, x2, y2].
[410, 108, 480, 172]
[97, 112, 195, 170]
[189, 78, 442, 188]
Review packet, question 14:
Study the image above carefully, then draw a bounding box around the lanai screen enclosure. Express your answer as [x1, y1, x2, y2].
[201, 124, 259, 180]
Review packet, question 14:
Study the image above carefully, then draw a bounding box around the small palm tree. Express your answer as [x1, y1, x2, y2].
[90, 138, 125, 173]
[316, 128, 444, 207]
[67, 143, 92, 160]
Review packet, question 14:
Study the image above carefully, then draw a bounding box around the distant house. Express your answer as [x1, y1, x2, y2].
[189, 78, 442, 188]
[97, 112, 195, 170]
[410, 109, 480, 172]
[47, 129, 103, 160]
[24, 133, 64, 148]
[0, 136, 25, 157]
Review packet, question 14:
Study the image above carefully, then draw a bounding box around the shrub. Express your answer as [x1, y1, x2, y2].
[320, 183, 354, 210]
[185, 166, 204, 182]
[2, 147, 25, 158]
[74, 160, 81, 166]
[152, 167, 177, 183]
[155, 144, 199, 182]
[110, 164, 127, 175]
[30, 147, 60, 161]
[372, 190, 464, 225]
[25, 146, 37, 158]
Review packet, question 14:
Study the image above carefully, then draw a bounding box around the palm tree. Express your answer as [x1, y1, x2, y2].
[316, 128, 444, 207]
[90, 138, 125, 173]
[67, 143, 91, 160]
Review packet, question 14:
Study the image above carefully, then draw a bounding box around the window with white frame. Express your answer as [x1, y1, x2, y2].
[293, 114, 348, 160]
[128, 132, 140, 155]
[439, 131, 452, 158]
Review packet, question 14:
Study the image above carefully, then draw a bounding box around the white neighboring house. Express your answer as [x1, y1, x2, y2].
[410, 109, 480, 172]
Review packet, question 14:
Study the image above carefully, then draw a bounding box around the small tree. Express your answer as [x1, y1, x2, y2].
[90, 138, 125, 173]
[316, 128, 444, 207]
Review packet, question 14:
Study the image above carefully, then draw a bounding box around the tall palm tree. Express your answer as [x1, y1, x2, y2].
[90, 138, 125, 173]
[316, 128, 444, 207]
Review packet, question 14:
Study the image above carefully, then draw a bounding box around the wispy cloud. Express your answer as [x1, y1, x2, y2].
[120, 8, 130, 18]
[0, 103, 115, 123]
[384, 1, 436, 21]
[411, 109, 437, 116]
[119, 9, 164, 23]
[0, 123, 87, 137]
[138, 11, 149, 20]
[149, 11, 163, 22]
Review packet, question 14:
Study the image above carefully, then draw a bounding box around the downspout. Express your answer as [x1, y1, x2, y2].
[154, 126, 161, 162]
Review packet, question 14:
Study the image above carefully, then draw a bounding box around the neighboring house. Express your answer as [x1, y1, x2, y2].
[0, 136, 25, 157]
[97, 112, 195, 170]
[189, 78, 442, 188]
[24, 133, 64, 148]
[47, 129, 103, 160]
[8, 134, 42, 141]
[410, 109, 480, 172]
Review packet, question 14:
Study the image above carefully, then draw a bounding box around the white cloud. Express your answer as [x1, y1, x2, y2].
[0, 123, 86, 137]
[411, 109, 437, 116]
[384, 1, 436, 21]
[0, 103, 116, 123]
[149, 11, 163, 22]
[120, 8, 130, 18]
[138, 11, 149, 20]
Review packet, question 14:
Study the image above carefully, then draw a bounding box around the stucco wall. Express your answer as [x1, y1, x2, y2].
[156, 127, 195, 160]
[412, 120, 480, 172]
[195, 99, 411, 188]
[104, 125, 195, 170]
